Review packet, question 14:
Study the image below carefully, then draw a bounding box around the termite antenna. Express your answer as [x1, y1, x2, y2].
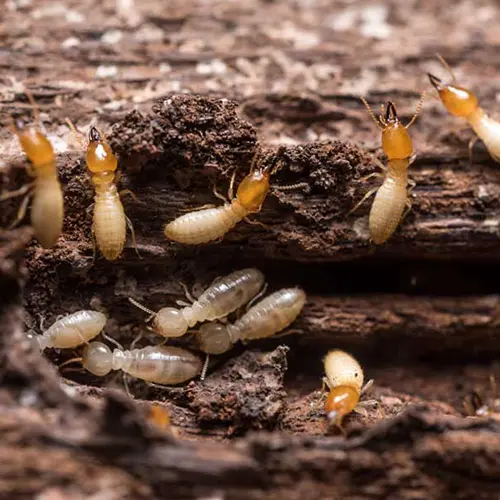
[436, 53, 457, 82]
[24, 87, 40, 127]
[58, 356, 83, 370]
[200, 354, 210, 381]
[65, 118, 86, 150]
[102, 332, 124, 351]
[248, 145, 262, 174]
[360, 96, 383, 130]
[406, 91, 426, 129]
[128, 297, 156, 317]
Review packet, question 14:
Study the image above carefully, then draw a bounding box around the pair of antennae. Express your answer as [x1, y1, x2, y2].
[361, 92, 426, 131]
[428, 53, 458, 92]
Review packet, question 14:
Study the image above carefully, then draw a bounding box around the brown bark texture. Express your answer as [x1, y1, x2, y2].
[2, 0, 500, 499]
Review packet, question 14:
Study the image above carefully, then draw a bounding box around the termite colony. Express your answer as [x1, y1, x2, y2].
[3, 54, 499, 434]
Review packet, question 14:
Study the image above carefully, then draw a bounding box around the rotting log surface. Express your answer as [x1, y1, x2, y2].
[3, 0, 500, 498]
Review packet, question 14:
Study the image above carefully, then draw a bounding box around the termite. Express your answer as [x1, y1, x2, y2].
[1, 91, 64, 248]
[196, 287, 306, 356]
[463, 374, 500, 417]
[164, 149, 280, 244]
[428, 55, 500, 162]
[81, 342, 202, 385]
[67, 122, 138, 260]
[128, 268, 265, 338]
[322, 350, 374, 430]
[28, 310, 107, 350]
[352, 94, 425, 244]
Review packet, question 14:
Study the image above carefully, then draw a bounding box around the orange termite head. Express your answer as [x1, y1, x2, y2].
[13, 117, 55, 167]
[361, 94, 425, 161]
[236, 151, 273, 213]
[380, 101, 414, 161]
[85, 126, 118, 174]
[428, 72, 478, 118]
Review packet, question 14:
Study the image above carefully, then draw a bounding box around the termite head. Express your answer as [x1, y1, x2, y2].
[323, 350, 364, 427]
[82, 341, 113, 376]
[236, 169, 271, 213]
[153, 307, 189, 337]
[198, 322, 233, 354]
[86, 126, 118, 175]
[13, 117, 55, 166]
[428, 73, 478, 118]
[361, 94, 425, 161]
[379, 102, 413, 160]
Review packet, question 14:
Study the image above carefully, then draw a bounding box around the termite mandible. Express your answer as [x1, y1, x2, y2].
[1, 91, 64, 248]
[428, 54, 500, 163]
[351, 93, 425, 244]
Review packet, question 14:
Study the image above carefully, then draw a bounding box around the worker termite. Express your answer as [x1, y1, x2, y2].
[196, 287, 306, 356]
[27, 310, 107, 350]
[322, 350, 374, 430]
[428, 55, 500, 162]
[164, 149, 280, 244]
[352, 94, 425, 244]
[66, 122, 138, 260]
[128, 268, 265, 338]
[1, 91, 64, 248]
[81, 342, 202, 385]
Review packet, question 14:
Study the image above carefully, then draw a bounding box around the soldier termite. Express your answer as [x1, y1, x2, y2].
[27, 310, 107, 350]
[66, 122, 138, 261]
[81, 342, 203, 385]
[352, 94, 425, 244]
[196, 287, 306, 356]
[1, 91, 64, 248]
[128, 268, 265, 338]
[428, 55, 500, 163]
[322, 350, 375, 431]
[163, 149, 281, 244]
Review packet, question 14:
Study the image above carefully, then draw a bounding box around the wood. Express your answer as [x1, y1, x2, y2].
[2, 0, 500, 498]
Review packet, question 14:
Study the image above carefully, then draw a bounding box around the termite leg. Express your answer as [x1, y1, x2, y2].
[181, 203, 216, 213]
[212, 181, 229, 203]
[8, 192, 32, 229]
[227, 170, 237, 201]
[401, 180, 416, 222]
[120, 189, 140, 204]
[178, 281, 196, 304]
[0, 182, 34, 201]
[245, 282, 268, 312]
[468, 136, 478, 167]
[123, 374, 133, 399]
[361, 379, 375, 395]
[126, 216, 141, 259]
[372, 157, 387, 172]
[349, 186, 379, 215]
[359, 172, 384, 183]
[130, 331, 143, 350]
[200, 354, 210, 381]
[91, 225, 97, 264]
[244, 216, 269, 229]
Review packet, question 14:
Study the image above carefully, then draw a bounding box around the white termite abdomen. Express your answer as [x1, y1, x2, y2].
[115, 345, 202, 384]
[468, 109, 500, 162]
[229, 287, 306, 341]
[31, 170, 64, 249]
[164, 200, 247, 244]
[38, 310, 107, 350]
[93, 186, 127, 260]
[191, 268, 265, 322]
[369, 162, 409, 245]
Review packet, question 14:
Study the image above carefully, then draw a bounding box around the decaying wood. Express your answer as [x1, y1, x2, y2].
[3, 0, 500, 498]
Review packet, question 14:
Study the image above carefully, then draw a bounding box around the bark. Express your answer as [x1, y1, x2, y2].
[2, 0, 500, 498]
